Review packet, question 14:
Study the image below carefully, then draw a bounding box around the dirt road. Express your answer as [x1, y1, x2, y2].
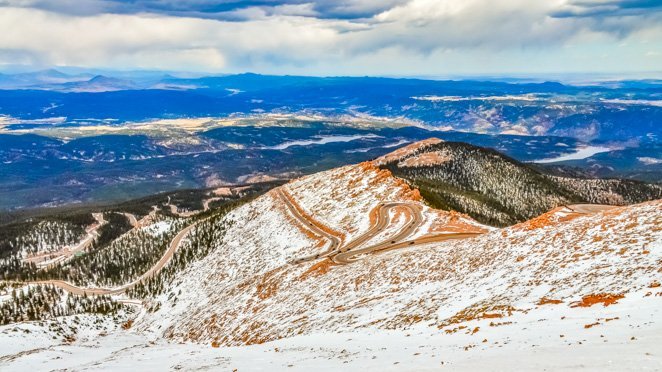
[12, 189, 617, 296]
[32, 222, 196, 296]
[23, 213, 107, 269]
[279, 188, 480, 264]
[275, 188, 344, 261]
[280, 190, 617, 265]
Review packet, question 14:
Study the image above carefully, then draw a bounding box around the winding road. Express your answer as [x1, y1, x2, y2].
[280, 190, 620, 265]
[275, 189, 344, 261]
[31, 222, 197, 296]
[167, 196, 224, 218]
[12, 199, 218, 296]
[8, 187, 617, 297]
[121, 212, 139, 228]
[278, 188, 482, 265]
[23, 213, 107, 269]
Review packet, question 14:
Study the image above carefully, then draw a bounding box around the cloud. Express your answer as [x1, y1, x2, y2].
[0, 0, 659, 74]
[0, 6, 350, 71]
[358, 0, 570, 52]
[0, 0, 409, 19]
[552, 0, 662, 18]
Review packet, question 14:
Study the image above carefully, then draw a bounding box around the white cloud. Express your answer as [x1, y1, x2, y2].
[0, 1, 659, 74]
[0, 7, 343, 71]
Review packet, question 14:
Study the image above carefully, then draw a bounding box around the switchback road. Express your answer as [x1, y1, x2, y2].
[281, 192, 616, 265]
[9, 188, 615, 297]
[278, 187, 480, 265]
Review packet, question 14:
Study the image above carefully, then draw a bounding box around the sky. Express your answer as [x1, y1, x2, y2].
[0, 0, 660, 77]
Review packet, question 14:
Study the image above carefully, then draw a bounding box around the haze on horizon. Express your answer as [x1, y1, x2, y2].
[0, 0, 660, 77]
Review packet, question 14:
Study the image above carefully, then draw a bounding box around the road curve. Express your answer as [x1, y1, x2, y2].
[12, 191, 618, 296]
[278, 186, 478, 265]
[122, 212, 139, 228]
[23, 213, 107, 269]
[333, 232, 482, 264]
[275, 188, 344, 262]
[283, 196, 620, 265]
[202, 197, 223, 212]
[167, 196, 223, 218]
[32, 222, 197, 296]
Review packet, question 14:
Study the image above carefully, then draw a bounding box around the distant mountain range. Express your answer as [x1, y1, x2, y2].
[0, 70, 660, 211]
[0, 70, 660, 143]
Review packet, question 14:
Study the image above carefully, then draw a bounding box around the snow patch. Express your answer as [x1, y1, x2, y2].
[637, 157, 662, 165]
[265, 134, 381, 150]
[533, 146, 614, 163]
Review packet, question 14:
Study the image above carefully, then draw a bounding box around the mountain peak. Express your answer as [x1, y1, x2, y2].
[373, 137, 444, 166]
[37, 68, 68, 77]
[88, 74, 118, 82]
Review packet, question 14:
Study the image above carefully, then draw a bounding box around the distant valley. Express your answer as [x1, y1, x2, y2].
[1, 71, 659, 211]
[1, 116, 659, 211]
[1, 71, 660, 142]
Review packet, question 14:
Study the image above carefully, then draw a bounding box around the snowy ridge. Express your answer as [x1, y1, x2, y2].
[372, 137, 444, 166]
[134, 159, 660, 353]
[285, 162, 422, 240]
[0, 154, 660, 370]
[137, 160, 484, 343]
[155, 200, 658, 346]
[137, 193, 319, 339]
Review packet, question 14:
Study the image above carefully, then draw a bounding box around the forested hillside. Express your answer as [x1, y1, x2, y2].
[379, 141, 662, 226]
[0, 284, 122, 325]
[0, 213, 95, 258]
[0, 182, 276, 325]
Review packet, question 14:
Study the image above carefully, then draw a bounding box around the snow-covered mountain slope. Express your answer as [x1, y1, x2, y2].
[135, 160, 484, 341]
[2, 294, 660, 371]
[135, 157, 661, 356]
[284, 161, 482, 240]
[0, 146, 660, 370]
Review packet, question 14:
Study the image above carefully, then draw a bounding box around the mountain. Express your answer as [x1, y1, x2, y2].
[0, 140, 660, 369]
[136, 159, 487, 343]
[0, 70, 141, 92]
[130, 147, 660, 362]
[53, 75, 139, 92]
[377, 139, 662, 226]
[0, 69, 92, 88]
[0, 72, 659, 142]
[17, 69, 74, 83]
